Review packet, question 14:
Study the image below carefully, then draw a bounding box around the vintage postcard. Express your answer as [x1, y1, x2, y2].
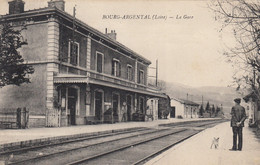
[0, 0, 259, 164]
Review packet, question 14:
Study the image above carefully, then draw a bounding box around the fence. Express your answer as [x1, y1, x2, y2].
[0, 108, 29, 129]
[46, 108, 61, 127]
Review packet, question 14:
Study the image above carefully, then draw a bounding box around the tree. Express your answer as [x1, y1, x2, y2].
[199, 105, 204, 117]
[212, 105, 216, 117]
[0, 23, 34, 87]
[205, 101, 210, 113]
[211, 0, 260, 98]
[216, 106, 220, 115]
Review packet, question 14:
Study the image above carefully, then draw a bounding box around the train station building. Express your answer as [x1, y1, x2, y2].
[0, 0, 167, 127]
[170, 98, 200, 119]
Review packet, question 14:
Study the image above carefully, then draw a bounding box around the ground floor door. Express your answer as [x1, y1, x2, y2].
[113, 94, 119, 122]
[140, 97, 144, 114]
[127, 95, 132, 121]
[95, 91, 103, 121]
[170, 106, 176, 118]
[68, 88, 77, 125]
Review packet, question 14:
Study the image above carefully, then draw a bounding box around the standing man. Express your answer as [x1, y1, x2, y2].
[230, 98, 247, 151]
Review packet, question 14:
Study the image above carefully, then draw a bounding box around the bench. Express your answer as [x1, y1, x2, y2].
[0, 121, 17, 129]
[0, 112, 18, 129]
[85, 116, 103, 125]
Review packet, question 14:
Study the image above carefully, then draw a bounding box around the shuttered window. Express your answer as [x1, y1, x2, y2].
[96, 52, 103, 73]
[138, 70, 144, 84]
[127, 65, 133, 81]
[112, 59, 121, 77]
[69, 41, 79, 66]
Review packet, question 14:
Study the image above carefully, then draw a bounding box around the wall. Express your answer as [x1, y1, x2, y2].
[171, 100, 185, 118]
[137, 62, 148, 85]
[21, 23, 48, 61]
[59, 25, 88, 70]
[186, 105, 198, 118]
[91, 40, 136, 80]
[0, 64, 47, 116]
[0, 20, 49, 128]
[29, 117, 45, 128]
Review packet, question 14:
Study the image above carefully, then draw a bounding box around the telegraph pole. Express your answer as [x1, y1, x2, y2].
[156, 59, 158, 87]
[72, 5, 76, 63]
[202, 95, 204, 106]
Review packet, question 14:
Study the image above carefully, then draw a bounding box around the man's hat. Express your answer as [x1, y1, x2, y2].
[234, 98, 241, 103]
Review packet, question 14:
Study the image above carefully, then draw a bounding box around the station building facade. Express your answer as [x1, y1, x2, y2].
[243, 92, 260, 128]
[0, 0, 166, 127]
[170, 98, 199, 119]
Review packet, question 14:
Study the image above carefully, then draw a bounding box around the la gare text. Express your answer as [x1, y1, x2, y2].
[102, 15, 194, 20]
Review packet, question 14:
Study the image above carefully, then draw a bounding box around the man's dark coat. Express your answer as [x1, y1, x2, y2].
[230, 104, 246, 127]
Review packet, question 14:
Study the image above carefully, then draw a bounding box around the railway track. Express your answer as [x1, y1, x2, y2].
[1, 119, 225, 165]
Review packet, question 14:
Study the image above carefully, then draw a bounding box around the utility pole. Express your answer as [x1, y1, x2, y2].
[202, 95, 204, 106]
[156, 59, 158, 87]
[72, 5, 76, 64]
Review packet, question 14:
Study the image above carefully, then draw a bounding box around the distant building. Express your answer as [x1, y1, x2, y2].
[243, 92, 260, 127]
[171, 98, 199, 118]
[0, 0, 166, 127]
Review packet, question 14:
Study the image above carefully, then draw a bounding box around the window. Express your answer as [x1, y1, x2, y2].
[68, 41, 79, 66]
[112, 58, 121, 77]
[127, 65, 133, 81]
[138, 70, 144, 84]
[96, 52, 103, 73]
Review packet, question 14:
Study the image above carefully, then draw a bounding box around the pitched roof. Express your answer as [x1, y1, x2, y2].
[243, 92, 258, 102]
[172, 98, 200, 106]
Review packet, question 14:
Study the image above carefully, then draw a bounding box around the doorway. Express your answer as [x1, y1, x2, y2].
[68, 88, 77, 125]
[170, 106, 176, 118]
[112, 93, 119, 123]
[95, 91, 103, 121]
[126, 95, 132, 121]
[139, 97, 144, 114]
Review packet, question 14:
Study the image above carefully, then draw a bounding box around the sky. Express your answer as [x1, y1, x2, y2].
[0, 0, 236, 87]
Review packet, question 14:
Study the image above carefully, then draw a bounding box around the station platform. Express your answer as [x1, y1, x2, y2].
[146, 121, 260, 165]
[0, 118, 217, 149]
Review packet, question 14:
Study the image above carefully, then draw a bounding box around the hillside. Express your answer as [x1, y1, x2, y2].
[157, 81, 241, 114]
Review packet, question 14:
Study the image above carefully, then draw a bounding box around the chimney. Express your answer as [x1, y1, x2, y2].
[48, 0, 65, 11]
[8, 0, 25, 14]
[106, 29, 117, 40]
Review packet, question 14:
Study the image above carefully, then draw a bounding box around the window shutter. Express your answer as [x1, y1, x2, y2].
[97, 53, 102, 73]
[75, 44, 78, 65]
[131, 68, 133, 81]
[70, 42, 78, 66]
[119, 62, 121, 77]
[112, 60, 115, 75]
[69, 42, 72, 63]
[138, 71, 140, 83]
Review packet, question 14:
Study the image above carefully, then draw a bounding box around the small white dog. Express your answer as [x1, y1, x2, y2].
[210, 137, 220, 149]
